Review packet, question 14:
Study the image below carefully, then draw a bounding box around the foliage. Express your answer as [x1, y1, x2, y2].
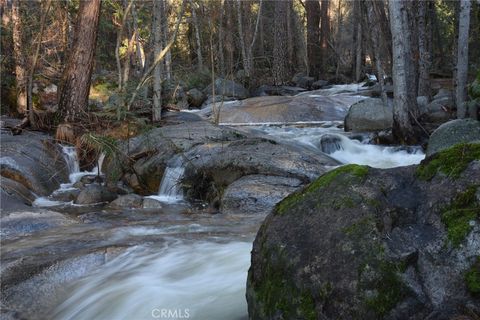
[416, 143, 480, 180]
[465, 257, 480, 295]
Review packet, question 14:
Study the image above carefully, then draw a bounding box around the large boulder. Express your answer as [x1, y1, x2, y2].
[247, 143, 480, 320]
[186, 88, 207, 108]
[344, 98, 393, 132]
[183, 138, 339, 206]
[104, 121, 246, 194]
[221, 175, 302, 215]
[426, 119, 480, 156]
[74, 184, 117, 205]
[0, 128, 69, 198]
[208, 95, 366, 125]
[108, 194, 143, 209]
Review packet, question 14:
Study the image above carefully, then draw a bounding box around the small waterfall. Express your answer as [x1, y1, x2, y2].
[148, 158, 185, 203]
[61, 145, 80, 182]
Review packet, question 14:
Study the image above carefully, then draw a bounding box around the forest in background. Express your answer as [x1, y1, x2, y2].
[1, 0, 480, 145]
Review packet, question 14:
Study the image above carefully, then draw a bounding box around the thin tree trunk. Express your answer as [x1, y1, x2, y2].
[57, 0, 101, 123]
[273, 0, 289, 85]
[247, 0, 263, 78]
[115, 0, 134, 91]
[12, 0, 27, 115]
[366, 1, 387, 104]
[286, 0, 294, 67]
[319, 0, 330, 75]
[456, 0, 471, 118]
[132, 3, 145, 72]
[218, 0, 225, 76]
[27, 0, 52, 126]
[127, 0, 185, 111]
[122, 30, 136, 87]
[190, 0, 203, 71]
[355, 22, 362, 82]
[152, 0, 164, 122]
[161, 0, 172, 80]
[225, 0, 234, 75]
[236, 0, 249, 76]
[306, 0, 321, 78]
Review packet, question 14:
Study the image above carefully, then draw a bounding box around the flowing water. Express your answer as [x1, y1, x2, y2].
[21, 87, 426, 320]
[147, 158, 186, 204]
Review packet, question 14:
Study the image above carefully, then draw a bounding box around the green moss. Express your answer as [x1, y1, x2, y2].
[416, 143, 480, 180]
[441, 186, 479, 246]
[343, 216, 377, 236]
[465, 257, 480, 295]
[275, 164, 369, 215]
[253, 246, 317, 320]
[363, 262, 408, 316]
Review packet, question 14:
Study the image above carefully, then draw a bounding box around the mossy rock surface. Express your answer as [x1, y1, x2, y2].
[247, 143, 480, 320]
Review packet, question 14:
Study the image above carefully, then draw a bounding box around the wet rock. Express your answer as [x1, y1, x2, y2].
[1, 209, 78, 240]
[50, 188, 80, 202]
[80, 174, 102, 185]
[345, 98, 393, 132]
[214, 95, 365, 124]
[294, 76, 315, 90]
[200, 95, 237, 109]
[74, 184, 117, 205]
[0, 130, 69, 198]
[247, 144, 480, 320]
[221, 175, 302, 215]
[421, 101, 454, 124]
[0, 177, 36, 207]
[251, 85, 307, 97]
[186, 88, 207, 108]
[104, 121, 245, 194]
[426, 119, 480, 156]
[142, 197, 163, 209]
[311, 80, 329, 90]
[108, 194, 143, 209]
[183, 138, 339, 205]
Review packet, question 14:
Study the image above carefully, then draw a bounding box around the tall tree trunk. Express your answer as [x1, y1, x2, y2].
[152, 0, 164, 122]
[225, 0, 234, 75]
[388, 0, 421, 144]
[218, 0, 225, 76]
[319, 0, 330, 75]
[273, 0, 289, 85]
[57, 0, 101, 123]
[456, 0, 471, 118]
[366, 1, 387, 104]
[11, 0, 27, 115]
[161, 0, 172, 80]
[190, 0, 203, 71]
[417, 0, 431, 98]
[115, 0, 134, 90]
[236, 0, 250, 76]
[306, 0, 321, 78]
[132, 3, 145, 73]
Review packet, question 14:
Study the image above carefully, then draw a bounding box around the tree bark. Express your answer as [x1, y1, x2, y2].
[190, 0, 203, 71]
[389, 0, 421, 144]
[456, 0, 471, 118]
[306, 0, 321, 78]
[273, 0, 289, 85]
[152, 0, 164, 122]
[12, 0, 27, 115]
[57, 0, 101, 123]
[236, 0, 249, 76]
[417, 0, 431, 97]
[319, 0, 330, 75]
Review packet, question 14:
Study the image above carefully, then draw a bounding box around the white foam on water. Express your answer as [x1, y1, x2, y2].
[323, 133, 425, 168]
[51, 241, 252, 320]
[150, 160, 186, 204]
[32, 197, 71, 207]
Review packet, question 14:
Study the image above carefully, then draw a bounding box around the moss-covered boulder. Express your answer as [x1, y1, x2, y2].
[247, 144, 480, 320]
[426, 118, 480, 156]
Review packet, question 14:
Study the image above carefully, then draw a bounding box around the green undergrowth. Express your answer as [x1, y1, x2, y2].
[417, 143, 480, 180]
